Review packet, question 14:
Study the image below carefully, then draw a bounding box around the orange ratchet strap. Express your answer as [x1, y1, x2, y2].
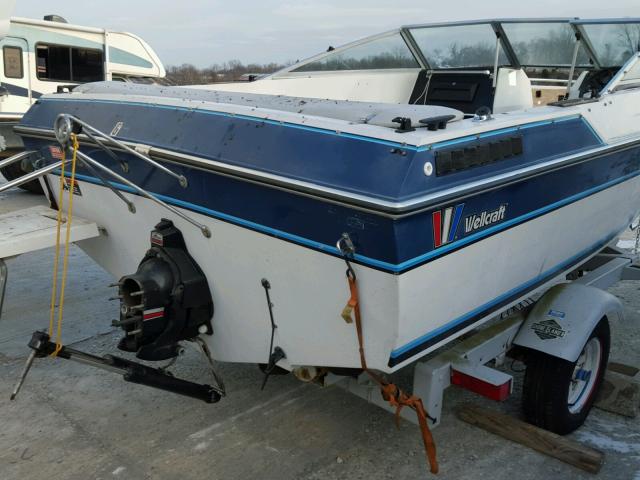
[341, 256, 439, 475]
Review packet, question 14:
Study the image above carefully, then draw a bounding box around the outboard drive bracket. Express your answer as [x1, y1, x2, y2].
[114, 219, 213, 360]
[9, 220, 223, 403]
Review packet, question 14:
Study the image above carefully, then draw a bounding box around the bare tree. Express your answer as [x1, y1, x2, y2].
[617, 24, 640, 59]
[166, 60, 292, 85]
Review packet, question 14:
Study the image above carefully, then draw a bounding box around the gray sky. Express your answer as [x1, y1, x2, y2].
[12, 0, 640, 67]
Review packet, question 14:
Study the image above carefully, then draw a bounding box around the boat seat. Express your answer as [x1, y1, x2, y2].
[492, 68, 533, 113]
[408, 71, 494, 115]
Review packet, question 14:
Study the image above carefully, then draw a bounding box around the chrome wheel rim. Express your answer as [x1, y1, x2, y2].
[568, 337, 602, 414]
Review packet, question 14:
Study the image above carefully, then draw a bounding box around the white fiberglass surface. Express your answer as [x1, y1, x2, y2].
[611, 55, 640, 91]
[623, 59, 640, 82]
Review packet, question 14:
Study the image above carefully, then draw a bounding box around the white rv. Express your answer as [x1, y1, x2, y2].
[0, 15, 166, 188]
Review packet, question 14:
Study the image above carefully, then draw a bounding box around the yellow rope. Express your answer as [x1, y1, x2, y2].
[48, 147, 67, 336]
[48, 134, 80, 356]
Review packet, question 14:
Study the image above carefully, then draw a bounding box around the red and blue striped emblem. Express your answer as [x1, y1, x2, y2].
[143, 307, 164, 321]
[432, 204, 464, 248]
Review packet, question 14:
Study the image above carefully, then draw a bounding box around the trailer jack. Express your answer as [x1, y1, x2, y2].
[10, 331, 222, 404]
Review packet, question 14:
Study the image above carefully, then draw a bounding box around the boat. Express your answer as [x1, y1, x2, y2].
[0, 13, 166, 190]
[10, 18, 640, 374]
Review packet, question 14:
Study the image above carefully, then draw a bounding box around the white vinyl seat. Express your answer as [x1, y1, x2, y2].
[492, 68, 534, 113]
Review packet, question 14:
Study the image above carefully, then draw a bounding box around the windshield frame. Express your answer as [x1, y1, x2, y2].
[271, 18, 640, 78]
[403, 21, 518, 70]
[572, 19, 640, 68]
[275, 29, 424, 77]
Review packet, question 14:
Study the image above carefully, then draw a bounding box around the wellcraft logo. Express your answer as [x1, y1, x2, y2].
[464, 204, 507, 234]
[432, 204, 465, 248]
[432, 203, 508, 249]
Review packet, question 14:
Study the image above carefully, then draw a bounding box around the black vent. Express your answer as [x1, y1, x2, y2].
[43, 15, 68, 23]
[435, 136, 523, 176]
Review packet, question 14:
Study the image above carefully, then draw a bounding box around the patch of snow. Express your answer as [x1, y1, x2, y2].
[194, 441, 210, 452]
[188, 385, 307, 439]
[616, 239, 636, 250]
[112, 466, 126, 476]
[575, 430, 640, 454]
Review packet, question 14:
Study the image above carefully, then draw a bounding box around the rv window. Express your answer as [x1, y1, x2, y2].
[36, 44, 104, 82]
[37, 45, 71, 81]
[71, 48, 104, 82]
[3, 46, 23, 79]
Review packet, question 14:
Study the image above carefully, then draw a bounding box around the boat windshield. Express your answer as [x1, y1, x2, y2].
[292, 33, 419, 72]
[286, 19, 640, 74]
[501, 22, 590, 66]
[408, 24, 508, 68]
[578, 22, 640, 67]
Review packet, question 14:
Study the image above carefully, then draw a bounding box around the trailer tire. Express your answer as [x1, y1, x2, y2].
[0, 152, 44, 194]
[522, 317, 610, 435]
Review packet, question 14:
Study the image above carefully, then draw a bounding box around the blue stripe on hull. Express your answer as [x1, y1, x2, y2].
[35, 98, 599, 152]
[447, 204, 465, 243]
[54, 162, 640, 274]
[388, 230, 622, 366]
[19, 97, 640, 272]
[22, 98, 602, 204]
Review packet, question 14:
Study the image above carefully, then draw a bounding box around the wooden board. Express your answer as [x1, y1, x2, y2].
[457, 404, 604, 474]
[608, 362, 640, 378]
[0, 205, 100, 258]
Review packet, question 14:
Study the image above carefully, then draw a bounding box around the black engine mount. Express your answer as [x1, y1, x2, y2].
[114, 219, 213, 361]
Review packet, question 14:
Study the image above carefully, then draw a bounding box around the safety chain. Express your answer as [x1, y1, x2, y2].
[337, 233, 439, 475]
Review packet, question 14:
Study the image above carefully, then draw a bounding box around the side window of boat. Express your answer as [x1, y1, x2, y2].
[3, 46, 23, 79]
[292, 33, 419, 72]
[36, 43, 104, 82]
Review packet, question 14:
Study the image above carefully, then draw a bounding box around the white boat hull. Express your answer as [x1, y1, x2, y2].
[41, 169, 640, 372]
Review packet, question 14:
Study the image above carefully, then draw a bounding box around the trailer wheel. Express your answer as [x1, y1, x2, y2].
[522, 317, 610, 435]
[0, 151, 44, 194]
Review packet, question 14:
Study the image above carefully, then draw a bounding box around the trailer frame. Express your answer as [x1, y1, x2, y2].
[329, 244, 640, 426]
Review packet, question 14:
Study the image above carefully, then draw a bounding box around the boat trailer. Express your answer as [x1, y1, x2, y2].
[328, 245, 640, 427]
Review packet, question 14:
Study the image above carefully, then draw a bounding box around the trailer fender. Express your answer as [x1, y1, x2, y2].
[513, 283, 622, 362]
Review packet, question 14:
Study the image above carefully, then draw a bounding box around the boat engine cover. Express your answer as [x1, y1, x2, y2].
[115, 219, 213, 360]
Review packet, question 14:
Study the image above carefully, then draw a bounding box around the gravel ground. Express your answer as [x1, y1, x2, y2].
[0, 186, 639, 480]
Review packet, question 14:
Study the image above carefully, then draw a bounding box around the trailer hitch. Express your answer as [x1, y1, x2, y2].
[10, 331, 222, 404]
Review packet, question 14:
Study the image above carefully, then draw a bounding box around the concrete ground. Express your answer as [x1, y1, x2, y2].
[0, 185, 639, 480]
